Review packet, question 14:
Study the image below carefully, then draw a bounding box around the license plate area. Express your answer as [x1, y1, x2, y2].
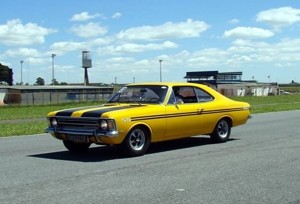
[67, 135, 88, 143]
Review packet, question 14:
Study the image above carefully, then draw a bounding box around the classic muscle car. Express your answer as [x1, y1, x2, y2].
[46, 82, 251, 156]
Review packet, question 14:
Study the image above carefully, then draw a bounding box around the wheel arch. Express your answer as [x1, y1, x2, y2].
[222, 116, 233, 127]
[216, 115, 233, 128]
[123, 122, 152, 143]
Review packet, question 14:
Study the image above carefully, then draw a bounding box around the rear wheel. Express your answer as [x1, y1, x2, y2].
[63, 141, 91, 153]
[121, 126, 150, 157]
[210, 118, 231, 143]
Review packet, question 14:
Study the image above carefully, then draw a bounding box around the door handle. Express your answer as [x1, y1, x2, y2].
[197, 109, 204, 114]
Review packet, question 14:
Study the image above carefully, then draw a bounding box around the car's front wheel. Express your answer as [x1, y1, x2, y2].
[210, 118, 231, 143]
[121, 126, 150, 157]
[63, 141, 91, 153]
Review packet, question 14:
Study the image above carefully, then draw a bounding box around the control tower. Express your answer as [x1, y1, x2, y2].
[82, 51, 92, 86]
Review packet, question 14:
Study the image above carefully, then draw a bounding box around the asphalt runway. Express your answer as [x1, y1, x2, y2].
[0, 110, 299, 204]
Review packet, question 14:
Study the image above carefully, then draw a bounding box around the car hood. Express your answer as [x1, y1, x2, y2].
[48, 103, 148, 118]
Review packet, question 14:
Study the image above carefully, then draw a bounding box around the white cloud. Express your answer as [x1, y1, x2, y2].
[26, 57, 48, 65]
[116, 19, 209, 41]
[70, 22, 107, 38]
[70, 12, 101, 21]
[256, 7, 300, 28]
[223, 27, 274, 39]
[112, 12, 122, 19]
[4, 48, 40, 58]
[50, 41, 87, 54]
[188, 48, 229, 67]
[0, 19, 55, 46]
[99, 41, 177, 55]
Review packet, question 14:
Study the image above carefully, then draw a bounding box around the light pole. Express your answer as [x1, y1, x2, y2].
[159, 59, 163, 82]
[51, 54, 56, 85]
[20, 60, 24, 85]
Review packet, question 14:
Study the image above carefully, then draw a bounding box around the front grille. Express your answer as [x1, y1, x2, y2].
[56, 117, 99, 130]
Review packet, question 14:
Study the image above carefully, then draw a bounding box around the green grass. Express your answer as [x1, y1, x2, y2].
[0, 121, 47, 136]
[231, 94, 300, 114]
[0, 101, 104, 120]
[1, 95, 300, 137]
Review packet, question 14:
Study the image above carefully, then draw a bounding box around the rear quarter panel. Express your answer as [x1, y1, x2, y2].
[201, 98, 250, 134]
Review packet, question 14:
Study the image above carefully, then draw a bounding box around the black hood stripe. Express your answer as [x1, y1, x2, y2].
[55, 107, 87, 117]
[81, 106, 137, 117]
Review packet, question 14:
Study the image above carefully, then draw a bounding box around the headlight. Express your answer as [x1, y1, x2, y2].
[107, 120, 116, 130]
[98, 119, 116, 131]
[51, 118, 58, 127]
[99, 120, 108, 130]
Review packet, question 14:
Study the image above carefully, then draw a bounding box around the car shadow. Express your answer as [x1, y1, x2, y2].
[28, 137, 237, 162]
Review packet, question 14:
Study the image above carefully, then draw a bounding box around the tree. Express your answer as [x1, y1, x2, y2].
[0, 63, 10, 84]
[51, 78, 59, 85]
[8, 68, 13, 86]
[35, 77, 45, 85]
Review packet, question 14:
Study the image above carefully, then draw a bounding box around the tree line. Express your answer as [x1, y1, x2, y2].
[0, 63, 68, 86]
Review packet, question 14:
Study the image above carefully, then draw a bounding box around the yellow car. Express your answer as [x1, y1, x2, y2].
[46, 82, 251, 156]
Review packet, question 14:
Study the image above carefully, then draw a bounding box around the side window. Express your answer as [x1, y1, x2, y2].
[171, 86, 198, 104]
[194, 87, 214, 102]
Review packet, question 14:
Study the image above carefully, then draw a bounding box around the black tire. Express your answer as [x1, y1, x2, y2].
[121, 126, 150, 157]
[63, 141, 91, 153]
[210, 118, 231, 143]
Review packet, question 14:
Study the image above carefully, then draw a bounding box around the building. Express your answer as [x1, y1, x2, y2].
[184, 71, 278, 97]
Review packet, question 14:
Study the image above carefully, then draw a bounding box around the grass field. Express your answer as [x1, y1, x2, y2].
[1, 95, 300, 137]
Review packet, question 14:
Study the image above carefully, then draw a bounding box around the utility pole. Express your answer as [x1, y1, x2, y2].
[159, 59, 163, 82]
[51, 54, 56, 85]
[20, 60, 24, 85]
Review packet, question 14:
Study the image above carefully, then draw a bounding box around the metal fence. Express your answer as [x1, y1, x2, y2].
[3, 91, 113, 106]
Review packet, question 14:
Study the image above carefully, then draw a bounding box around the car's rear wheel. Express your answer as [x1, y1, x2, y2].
[121, 126, 150, 157]
[210, 118, 231, 143]
[63, 141, 91, 153]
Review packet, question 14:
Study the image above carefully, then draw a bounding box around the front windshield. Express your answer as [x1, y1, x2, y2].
[108, 85, 169, 104]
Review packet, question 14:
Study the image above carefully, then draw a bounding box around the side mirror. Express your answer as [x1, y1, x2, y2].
[176, 99, 184, 105]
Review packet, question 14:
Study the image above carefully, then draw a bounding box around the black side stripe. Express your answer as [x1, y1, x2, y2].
[202, 108, 244, 114]
[131, 108, 245, 121]
[131, 112, 198, 121]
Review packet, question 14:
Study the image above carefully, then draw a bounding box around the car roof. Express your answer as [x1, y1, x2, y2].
[126, 82, 204, 87]
[126, 82, 227, 100]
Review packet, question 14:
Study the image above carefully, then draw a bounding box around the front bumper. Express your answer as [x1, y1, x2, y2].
[45, 127, 119, 144]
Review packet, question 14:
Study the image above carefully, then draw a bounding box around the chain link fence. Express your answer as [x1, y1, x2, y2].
[2, 91, 113, 106]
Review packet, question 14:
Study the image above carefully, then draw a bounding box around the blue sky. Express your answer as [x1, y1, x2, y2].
[1, 0, 300, 85]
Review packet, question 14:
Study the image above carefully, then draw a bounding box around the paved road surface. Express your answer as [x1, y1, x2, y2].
[0, 111, 299, 204]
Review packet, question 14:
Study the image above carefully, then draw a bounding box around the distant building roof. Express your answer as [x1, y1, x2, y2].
[185, 71, 244, 85]
[184, 71, 218, 78]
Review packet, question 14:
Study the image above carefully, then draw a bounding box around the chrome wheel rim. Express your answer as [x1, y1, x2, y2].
[217, 120, 229, 138]
[129, 129, 145, 151]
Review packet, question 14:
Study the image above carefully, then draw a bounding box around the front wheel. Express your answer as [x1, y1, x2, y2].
[63, 141, 91, 153]
[210, 119, 231, 143]
[121, 126, 150, 157]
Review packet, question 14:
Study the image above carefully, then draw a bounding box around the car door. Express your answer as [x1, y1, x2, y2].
[164, 86, 206, 139]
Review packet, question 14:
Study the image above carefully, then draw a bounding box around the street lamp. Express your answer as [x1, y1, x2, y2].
[51, 54, 56, 85]
[159, 59, 163, 82]
[20, 60, 24, 85]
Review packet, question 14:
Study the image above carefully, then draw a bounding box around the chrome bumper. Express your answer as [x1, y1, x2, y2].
[45, 127, 119, 138]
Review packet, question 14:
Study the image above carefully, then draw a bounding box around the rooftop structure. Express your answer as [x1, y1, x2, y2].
[184, 71, 243, 86]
